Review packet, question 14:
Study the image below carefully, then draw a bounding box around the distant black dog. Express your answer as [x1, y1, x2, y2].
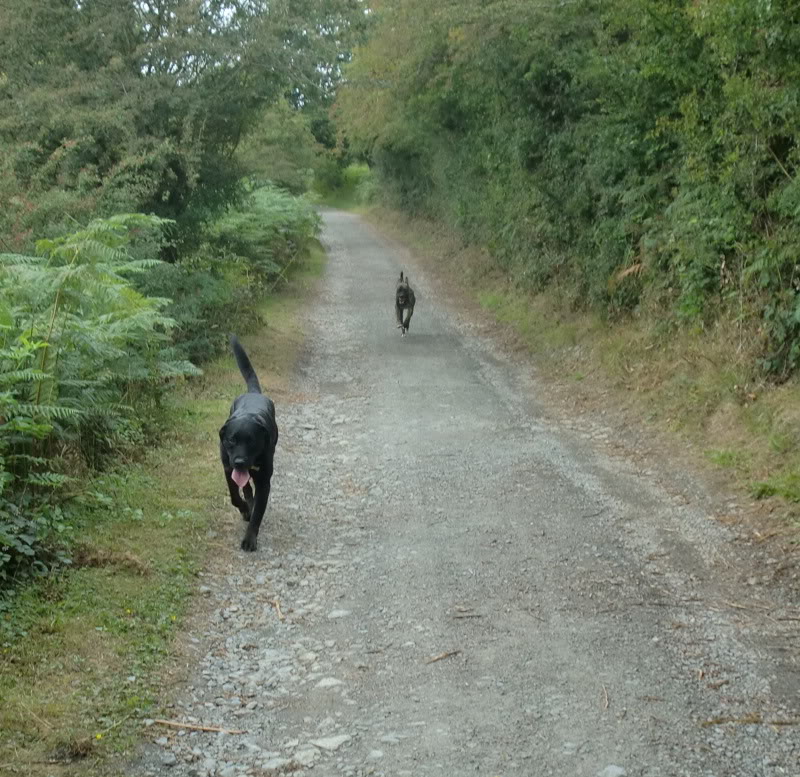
[219, 336, 279, 551]
[395, 271, 416, 336]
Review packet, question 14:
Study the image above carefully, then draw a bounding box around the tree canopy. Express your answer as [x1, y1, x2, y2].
[0, 0, 364, 250]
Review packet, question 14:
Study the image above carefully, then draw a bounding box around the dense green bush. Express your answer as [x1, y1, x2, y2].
[0, 215, 199, 583]
[338, 0, 800, 376]
[0, 186, 320, 584]
[236, 101, 320, 195]
[209, 186, 322, 277]
[134, 258, 250, 365]
[137, 186, 321, 363]
[313, 162, 374, 207]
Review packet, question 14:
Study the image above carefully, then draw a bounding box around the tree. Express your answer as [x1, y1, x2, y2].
[236, 101, 320, 194]
[0, 0, 365, 251]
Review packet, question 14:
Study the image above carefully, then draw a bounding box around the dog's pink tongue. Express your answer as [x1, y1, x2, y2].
[231, 469, 250, 488]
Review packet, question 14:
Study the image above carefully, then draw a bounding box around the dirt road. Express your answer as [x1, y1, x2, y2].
[135, 210, 799, 777]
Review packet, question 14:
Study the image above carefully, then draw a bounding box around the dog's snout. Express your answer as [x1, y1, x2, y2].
[233, 457, 248, 468]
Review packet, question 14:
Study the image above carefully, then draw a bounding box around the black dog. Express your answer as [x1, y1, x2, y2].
[395, 271, 416, 336]
[219, 336, 279, 551]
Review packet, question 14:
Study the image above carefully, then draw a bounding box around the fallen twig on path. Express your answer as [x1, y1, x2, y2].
[582, 507, 607, 519]
[602, 684, 609, 710]
[700, 714, 798, 728]
[452, 605, 483, 619]
[721, 599, 774, 613]
[269, 598, 285, 621]
[425, 650, 461, 664]
[153, 719, 246, 735]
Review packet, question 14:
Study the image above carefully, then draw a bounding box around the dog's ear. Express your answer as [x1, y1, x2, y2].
[218, 421, 228, 440]
[252, 414, 276, 443]
[399, 271, 404, 281]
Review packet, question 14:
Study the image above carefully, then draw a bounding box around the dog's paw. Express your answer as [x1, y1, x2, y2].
[241, 534, 258, 552]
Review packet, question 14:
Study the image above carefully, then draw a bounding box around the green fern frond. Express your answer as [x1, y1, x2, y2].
[4, 454, 50, 466]
[26, 472, 73, 488]
[118, 259, 164, 273]
[54, 377, 115, 389]
[11, 404, 86, 420]
[0, 253, 46, 267]
[156, 360, 203, 378]
[0, 369, 50, 385]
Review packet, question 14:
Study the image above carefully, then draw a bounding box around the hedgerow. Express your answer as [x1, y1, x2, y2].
[337, 0, 800, 377]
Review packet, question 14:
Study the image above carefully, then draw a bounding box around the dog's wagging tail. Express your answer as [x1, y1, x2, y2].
[231, 335, 261, 395]
[219, 335, 279, 551]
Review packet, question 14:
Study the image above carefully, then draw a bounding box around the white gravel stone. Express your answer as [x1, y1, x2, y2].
[597, 767, 627, 777]
[294, 747, 320, 766]
[262, 757, 290, 770]
[316, 677, 344, 688]
[310, 734, 351, 751]
[327, 609, 352, 619]
[161, 752, 177, 767]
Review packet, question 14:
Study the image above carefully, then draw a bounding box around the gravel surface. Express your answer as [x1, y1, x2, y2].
[133, 209, 799, 777]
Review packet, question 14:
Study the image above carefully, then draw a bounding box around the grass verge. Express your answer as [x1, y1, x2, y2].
[0, 240, 326, 776]
[365, 205, 800, 536]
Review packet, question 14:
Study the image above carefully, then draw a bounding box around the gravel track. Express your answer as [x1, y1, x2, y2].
[134, 209, 799, 777]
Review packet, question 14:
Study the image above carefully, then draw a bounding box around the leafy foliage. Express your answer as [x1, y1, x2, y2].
[0, 0, 364, 252]
[0, 215, 199, 583]
[209, 186, 321, 277]
[136, 186, 321, 363]
[236, 102, 321, 194]
[338, 0, 800, 376]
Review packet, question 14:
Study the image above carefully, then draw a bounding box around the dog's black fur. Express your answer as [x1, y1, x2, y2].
[219, 336, 279, 551]
[395, 271, 416, 335]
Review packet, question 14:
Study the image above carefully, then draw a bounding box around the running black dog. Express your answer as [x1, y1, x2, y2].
[219, 336, 279, 551]
[395, 271, 416, 336]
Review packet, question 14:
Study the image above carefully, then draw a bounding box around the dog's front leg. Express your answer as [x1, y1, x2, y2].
[241, 465, 273, 552]
[242, 483, 254, 521]
[395, 301, 404, 329]
[225, 469, 250, 520]
[403, 305, 414, 333]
